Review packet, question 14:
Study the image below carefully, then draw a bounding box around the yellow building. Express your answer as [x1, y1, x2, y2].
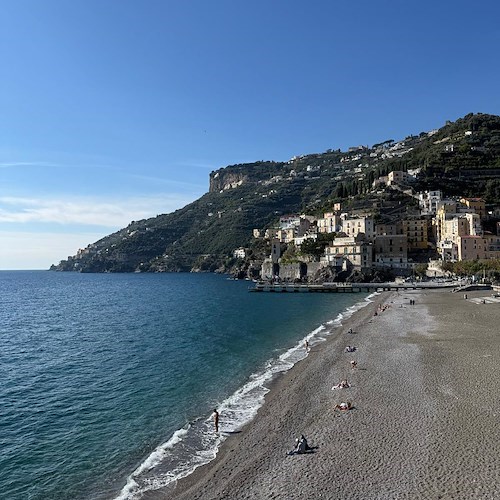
[402, 218, 428, 250]
[460, 197, 486, 219]
[435, 201, 481, 258]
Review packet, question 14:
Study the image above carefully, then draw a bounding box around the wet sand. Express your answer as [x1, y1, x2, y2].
[149, 289, 500, 499]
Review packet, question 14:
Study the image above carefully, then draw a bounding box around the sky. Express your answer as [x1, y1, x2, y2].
[1, 0, 500, 269]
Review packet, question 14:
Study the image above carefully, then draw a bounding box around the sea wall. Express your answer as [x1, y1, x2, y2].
[260, 261, 327, 281]
[305, 262, 325, 278]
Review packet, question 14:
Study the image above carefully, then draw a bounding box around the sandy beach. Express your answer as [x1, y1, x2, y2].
[148, 289, 500, 499]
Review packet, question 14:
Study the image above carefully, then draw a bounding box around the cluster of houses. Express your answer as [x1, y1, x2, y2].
[237, 176, 500, 280]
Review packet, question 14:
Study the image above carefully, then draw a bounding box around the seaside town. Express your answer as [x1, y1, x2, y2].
[248, 178, 500, 282]
[5, 0, 500, 497]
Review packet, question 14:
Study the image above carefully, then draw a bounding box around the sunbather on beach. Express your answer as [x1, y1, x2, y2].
[334, 401, 352, 411]
[350, 360, 357, 369]
[332, 379, 350, 390]
[344, 346, 356, 352]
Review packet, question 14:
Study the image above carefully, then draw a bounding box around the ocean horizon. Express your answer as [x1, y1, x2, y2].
[0, 271, 372, 499]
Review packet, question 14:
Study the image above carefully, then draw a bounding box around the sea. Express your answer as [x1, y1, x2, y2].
[0, 271, 373, 499]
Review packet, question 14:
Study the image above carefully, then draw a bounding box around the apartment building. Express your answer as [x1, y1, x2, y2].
[341, 216, 375, 242]
[374, 234, 409, 269]
[460, 197, 486, 219]
[457, 234, 500, 261]
[317, 211, 341, 234]
[418, 190, 442, 215]
[402, 218, 428, 250]
[322, 234, 373, 270]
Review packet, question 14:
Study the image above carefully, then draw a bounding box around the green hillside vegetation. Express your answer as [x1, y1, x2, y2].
[51, 113, 500, 273]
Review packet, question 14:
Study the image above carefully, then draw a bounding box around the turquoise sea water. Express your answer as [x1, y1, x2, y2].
[0, 271, 371, 499]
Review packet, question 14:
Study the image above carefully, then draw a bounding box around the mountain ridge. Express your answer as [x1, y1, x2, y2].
[51, 112, 500, 273]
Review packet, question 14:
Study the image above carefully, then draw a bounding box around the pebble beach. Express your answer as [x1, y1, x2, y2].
[150, 289, 500, 500]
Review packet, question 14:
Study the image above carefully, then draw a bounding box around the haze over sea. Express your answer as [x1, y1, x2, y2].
[0, 271, 371, 499]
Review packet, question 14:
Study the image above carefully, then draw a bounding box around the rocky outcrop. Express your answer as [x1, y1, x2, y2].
[209, 161, 285, 193]
[209, 170, 249, 192]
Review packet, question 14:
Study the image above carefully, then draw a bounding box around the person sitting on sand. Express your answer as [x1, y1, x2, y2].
[344, 346, 355, 353]
[299, 434, 311, 451]
[347, 328, 353, 334]
[288, 435, 310, 455]
[332, 379, 350, 390]
[334, 401, 352, 411]
[350, 360, 357, 369]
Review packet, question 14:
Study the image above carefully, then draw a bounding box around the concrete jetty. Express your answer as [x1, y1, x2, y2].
[248, 281, 487, 293]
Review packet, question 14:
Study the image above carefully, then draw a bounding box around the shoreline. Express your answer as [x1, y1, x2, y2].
[145, 288, 500, 499]
[144, 291, 388, 499]
[115, 291, 377, 500]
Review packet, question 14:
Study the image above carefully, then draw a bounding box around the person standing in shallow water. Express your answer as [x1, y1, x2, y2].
[212, 409, 219, 433]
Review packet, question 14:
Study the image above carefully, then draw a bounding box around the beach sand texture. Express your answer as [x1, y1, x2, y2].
[151, 290, 500, 500]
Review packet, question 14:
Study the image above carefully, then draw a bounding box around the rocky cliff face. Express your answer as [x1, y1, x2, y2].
[209, 170, 249, 192]
[209, 161, 286, 193]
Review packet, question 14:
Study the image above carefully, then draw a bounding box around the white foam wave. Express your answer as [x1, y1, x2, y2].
[115, 428, 190, 500]
[115, 292, 378, 499]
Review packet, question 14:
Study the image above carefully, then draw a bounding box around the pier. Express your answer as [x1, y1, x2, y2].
[249, 281, 471, 293]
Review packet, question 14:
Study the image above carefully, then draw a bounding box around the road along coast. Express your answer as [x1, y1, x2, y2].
[148, 289, 500, 500]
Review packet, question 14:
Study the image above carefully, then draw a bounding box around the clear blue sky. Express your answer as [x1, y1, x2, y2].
[1, 0, 499, 269]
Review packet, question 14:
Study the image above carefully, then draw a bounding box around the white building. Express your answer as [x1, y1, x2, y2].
[233, 248, 246, 259]
[340, 216, 375, 242]
[322, 234, 373, 270]
[418, 190, 442, 215]
[317, 212, 341, 234]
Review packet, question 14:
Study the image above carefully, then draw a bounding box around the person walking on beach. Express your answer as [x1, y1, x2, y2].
[212, 409, 219, 433]
[304, 339, 310, 352]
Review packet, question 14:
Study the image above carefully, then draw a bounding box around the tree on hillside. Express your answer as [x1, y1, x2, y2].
[300, 233, 334, 260]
